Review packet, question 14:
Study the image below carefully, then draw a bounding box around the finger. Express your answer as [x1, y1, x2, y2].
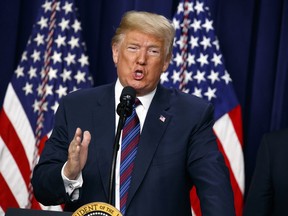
[82, 131, 91, 148]
[70, 128, 82, 152]
[79, 131, 91, 170]
[65, 128, 83, 179]
[74, 127, 82, 144]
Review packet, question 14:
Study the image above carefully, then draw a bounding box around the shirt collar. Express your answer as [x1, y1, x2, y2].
[115, 78, 156, 111]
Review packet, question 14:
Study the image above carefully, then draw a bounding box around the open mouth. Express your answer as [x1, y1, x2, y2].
[134, 70, 144, 80]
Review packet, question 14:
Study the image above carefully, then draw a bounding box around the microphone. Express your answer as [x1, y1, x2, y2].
[108, 86, 136, 205]
[117, 86, 136, 118]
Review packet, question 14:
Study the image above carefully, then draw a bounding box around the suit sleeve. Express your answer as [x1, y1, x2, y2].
[31, 97, 71, 205]
[187, 103, 235, 215]
[243, 135, 273, 216]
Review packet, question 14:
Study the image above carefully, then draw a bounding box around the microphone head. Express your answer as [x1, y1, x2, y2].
[120, 86, 136, 103]
[117, 86, 136, 117]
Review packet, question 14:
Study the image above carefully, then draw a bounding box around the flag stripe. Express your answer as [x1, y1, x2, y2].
[0, 0, 92, 212]
[216, 137, 243, 216]
[31, 196, 42, 210]
[38, 135, 48, 156]
[0, 174, 19, 212]
[162, 0, 245, 214]
[228, 105, 243, 146]
[0, 110, 31, 186]
[213, 114, 245, 193]
[0, 206, 5, 216]
[0, 137, 29, 208]
[3, 84, 35, 166]
[190, 187, 202, 216]
[191, 208, 196, 216]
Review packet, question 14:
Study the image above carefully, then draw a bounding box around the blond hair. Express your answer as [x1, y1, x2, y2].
[111, 11, 175, 58]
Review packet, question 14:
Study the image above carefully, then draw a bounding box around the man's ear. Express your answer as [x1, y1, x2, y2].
[112, 43, 119, 64]
[162, 54, 172, 72]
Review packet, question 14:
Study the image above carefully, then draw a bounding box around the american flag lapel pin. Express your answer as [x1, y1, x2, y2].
[159, 115, 166, 122]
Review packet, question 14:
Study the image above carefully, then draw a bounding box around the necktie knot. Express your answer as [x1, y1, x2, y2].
[134, 97, 141, 108]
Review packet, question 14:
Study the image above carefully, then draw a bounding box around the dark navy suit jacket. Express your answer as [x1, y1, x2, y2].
[244, 128, 288, 216]
[32, 83, 235, 215]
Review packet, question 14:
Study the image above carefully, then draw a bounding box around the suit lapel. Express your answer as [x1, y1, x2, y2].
[126, 85, 172, 208]
[92, 84, 116, 199]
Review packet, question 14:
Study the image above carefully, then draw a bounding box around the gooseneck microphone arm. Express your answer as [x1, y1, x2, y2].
[108, 86, 136, 206]
[108, 109, 126, 205]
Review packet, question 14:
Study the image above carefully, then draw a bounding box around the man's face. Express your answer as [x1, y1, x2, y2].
[112, 30, 170, 96]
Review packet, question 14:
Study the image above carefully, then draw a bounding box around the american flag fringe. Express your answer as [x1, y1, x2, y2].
[0, 0, 92, 214]
[161, 0, 244, 215]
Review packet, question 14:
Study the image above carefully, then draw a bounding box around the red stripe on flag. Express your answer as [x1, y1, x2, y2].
[0, 173, 19, 211]
[190, 186, 202, 216]
[216, 137, 243, 216]
[38, 135, 48, 156]
[228, 105, 243, 146]
[31, 195, 42, 210]
[0, 109, 31, 186]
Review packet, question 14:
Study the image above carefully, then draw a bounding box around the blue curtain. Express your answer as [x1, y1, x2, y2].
[0, 0, 287, 198]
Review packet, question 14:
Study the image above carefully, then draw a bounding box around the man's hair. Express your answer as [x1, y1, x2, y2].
[111, 11, 175, 58]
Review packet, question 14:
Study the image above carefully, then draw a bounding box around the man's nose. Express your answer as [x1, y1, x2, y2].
[137, 49, 147, 65]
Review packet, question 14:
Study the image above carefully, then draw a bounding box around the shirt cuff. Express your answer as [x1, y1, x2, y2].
[61, 162, 83, 200]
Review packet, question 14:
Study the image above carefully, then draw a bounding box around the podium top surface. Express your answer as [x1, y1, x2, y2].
[5, 208, 72, 216]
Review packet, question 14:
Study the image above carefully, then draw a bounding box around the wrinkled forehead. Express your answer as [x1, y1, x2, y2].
[115, 30, 166, 55]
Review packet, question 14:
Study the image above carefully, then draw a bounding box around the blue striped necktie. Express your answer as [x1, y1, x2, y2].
[120, 98, 141, 215]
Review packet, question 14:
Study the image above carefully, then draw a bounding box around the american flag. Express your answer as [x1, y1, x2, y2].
[161, 0, 244, 215]
[0, 0, 92, 214]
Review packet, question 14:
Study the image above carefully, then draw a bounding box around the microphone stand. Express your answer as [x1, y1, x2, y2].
[108, 105, 127, 205]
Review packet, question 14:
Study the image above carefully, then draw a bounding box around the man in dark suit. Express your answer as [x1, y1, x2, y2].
[244, 128, 288, 215]
[32, 11, 235, 215]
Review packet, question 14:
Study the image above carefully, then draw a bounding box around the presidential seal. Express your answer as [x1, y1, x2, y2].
[72, 202, 122, 216]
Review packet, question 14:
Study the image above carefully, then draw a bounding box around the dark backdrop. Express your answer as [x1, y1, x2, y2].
[0, 0, 287, 199]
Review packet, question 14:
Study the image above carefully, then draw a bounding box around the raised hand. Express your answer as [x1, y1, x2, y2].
[64, 127, 91, 180]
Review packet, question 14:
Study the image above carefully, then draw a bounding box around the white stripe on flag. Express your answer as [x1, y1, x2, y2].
[191, 207, 196, 216]
[3, 84, 36, 168]
[0, 206, 5, 216]
[0, 137, 29, 207]
[213, 113, 245, 193]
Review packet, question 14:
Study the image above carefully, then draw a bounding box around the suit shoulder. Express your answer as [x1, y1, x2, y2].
[264, 128, 288, 140]
[158, 86, 214, 122]
[264, 128, 288, 147]
[63, 83, 115, 102]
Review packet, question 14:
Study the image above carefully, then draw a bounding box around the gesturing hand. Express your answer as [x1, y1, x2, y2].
[64, 127, 91, 180]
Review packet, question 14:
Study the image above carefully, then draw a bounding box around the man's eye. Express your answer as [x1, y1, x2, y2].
[148, 49, 160, 56]
[127, 46, 138, 51]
